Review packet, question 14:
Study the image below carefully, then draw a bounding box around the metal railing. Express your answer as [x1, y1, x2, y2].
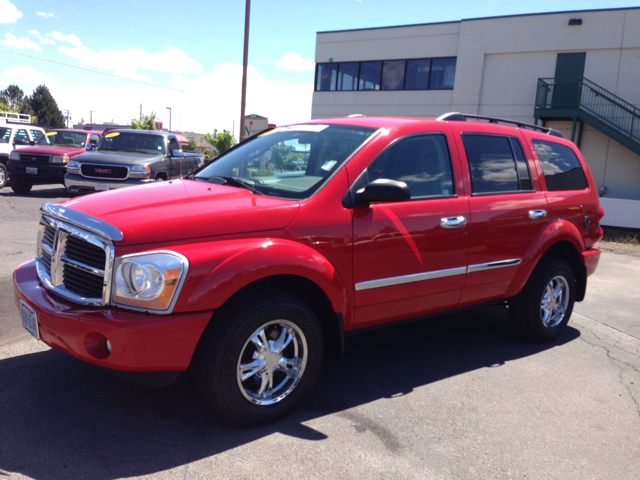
[535, 77, 640, 144]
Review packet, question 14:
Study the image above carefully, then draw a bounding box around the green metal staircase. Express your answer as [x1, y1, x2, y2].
[534, 77, 640, 155]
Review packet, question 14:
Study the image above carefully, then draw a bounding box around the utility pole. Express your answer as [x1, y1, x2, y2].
[239, 0, 251, 141]
[64, 110, 71, 128]
[89, 110, 94, 124]
[139, 104, 142, 121]
[166, 107, 172, 132]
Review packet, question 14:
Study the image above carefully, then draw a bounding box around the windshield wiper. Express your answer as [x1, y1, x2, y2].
[208, 175, 263, 195]
[124, 149, 151, 154]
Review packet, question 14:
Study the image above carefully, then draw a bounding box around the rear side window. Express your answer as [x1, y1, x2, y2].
[368, 134, 454, 198]
[462, 134, 532, 194]
[532, 139, 587, 191]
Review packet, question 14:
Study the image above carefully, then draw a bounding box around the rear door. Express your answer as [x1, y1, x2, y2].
[451, 124, 549, 306]
[352, 129, 470, 328]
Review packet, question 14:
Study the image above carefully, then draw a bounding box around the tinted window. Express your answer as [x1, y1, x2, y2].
[96, 132, 165, 154]
[169, 139, 180, 153]
[405, 59, 431, 90]
[358, 61, 381, 90]
[532, 139, 587, 191]
[337, 63, 359, 91]
[30, 129, 43, 141]
[0, 127, 11, 143]
[15, 129, 29, 142]
[381, 61, 406, 90]
[316, 63, 337, 91]
[463, 134, 519, 194]
[368, 134, 454, 198]
[430, 57, 457, 89]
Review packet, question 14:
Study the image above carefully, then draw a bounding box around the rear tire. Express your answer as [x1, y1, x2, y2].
[510, 257, 575, 342]
[192, 289, 323, 426]
[10, 175, 32, 194]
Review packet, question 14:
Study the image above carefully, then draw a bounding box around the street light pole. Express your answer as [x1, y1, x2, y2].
[239, 0, 251, 141]
[166, 107, 172, 132]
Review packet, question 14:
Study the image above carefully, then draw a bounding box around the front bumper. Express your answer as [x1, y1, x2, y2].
[65, 173, 156, 193]
[7, 161, 66, 183]
[13, 260, 212, 372]
[581, 247, 601, 277]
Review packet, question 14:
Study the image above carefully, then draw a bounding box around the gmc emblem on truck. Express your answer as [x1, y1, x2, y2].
[95, 168, 112, 174]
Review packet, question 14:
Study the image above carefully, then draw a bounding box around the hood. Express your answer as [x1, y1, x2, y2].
[16, 145, 86, 156]
[73, 150, 160, 165]
[60, 179, 300, 246]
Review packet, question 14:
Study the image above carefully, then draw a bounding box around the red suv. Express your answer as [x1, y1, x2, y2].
[13, 114, 603, 425]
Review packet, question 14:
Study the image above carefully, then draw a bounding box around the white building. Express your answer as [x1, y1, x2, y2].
[312, 7, 640, 228]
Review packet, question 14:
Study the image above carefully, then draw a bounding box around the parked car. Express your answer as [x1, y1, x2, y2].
[0, 112, 45, 189]
[6, 129, 102, 194]
[14, 113, 603, 426]
[64, 129, 204, 195]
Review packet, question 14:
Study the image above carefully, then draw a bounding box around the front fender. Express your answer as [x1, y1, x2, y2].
[506, 218, 585, 298]
[171, 237, 349, 315]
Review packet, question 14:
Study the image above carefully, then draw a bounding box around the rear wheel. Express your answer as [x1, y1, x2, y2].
[9, 175, 32, 194]
[193, 289, 323, 426]
[510, 257, 575, 342]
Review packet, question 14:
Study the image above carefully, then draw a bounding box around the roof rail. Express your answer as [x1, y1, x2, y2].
[436, 112, 563, 138]
[1, 111, 31, 124]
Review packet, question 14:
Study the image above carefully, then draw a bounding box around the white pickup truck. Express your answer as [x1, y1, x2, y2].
[0, 112, 46, 188]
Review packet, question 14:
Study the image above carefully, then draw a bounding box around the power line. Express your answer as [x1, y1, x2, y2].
[0, 48, 183, 92]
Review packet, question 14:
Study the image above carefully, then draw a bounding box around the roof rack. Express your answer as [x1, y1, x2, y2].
[436, 112, 563, 138]
[1, 111, 31, 124]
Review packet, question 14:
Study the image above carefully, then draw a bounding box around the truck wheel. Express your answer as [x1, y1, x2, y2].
[0, 162, 6, 188]
[193, 289, 323, 426]
[10, 175, 33, 194]
[510, 257, 575, 342]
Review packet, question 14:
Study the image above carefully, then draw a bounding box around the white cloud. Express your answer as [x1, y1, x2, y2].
[40, 37, 55, 45]
[58, 44, 203, 77]
[0, 33, 42, 52]
[49, 31, 82, 47]
[29, 29, 40, 35]
[0, 0, 22, 23]
[274, 52, 315, 72]
[36, 11, 54, 17]
[0, 65, 54, 87]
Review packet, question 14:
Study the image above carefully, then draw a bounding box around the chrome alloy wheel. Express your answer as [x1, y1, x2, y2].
[237, 320, 308, 405]
[540, 275, 569, 329]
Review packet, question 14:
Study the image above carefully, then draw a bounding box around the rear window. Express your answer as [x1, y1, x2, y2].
[532, 139, 587, 191]
[462, 134, 532, 194]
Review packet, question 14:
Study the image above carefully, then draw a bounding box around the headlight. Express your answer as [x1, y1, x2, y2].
[129, 165, 151, 178]
[52, 155, 69, 164]
[67, 160, 80, 173]
[9, 151, 20, 160]
[112, 251, 188, 312]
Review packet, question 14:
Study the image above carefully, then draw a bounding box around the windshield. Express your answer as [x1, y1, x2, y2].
[37, 131, 88, 147]
[96, 132, 165, 154]
[0, 127, 10, 144]
[194, 124, 376, 199]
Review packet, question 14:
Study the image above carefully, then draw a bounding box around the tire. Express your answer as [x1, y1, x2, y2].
[510, 257, 575, 342]
[0, 162, 7, 189]
[193, 289, 324, 426]
[9, 175, 33, 194]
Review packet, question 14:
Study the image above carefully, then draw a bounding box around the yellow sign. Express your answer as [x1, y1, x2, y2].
[105, 132, 120, 138]
[45, 132, 57, 136]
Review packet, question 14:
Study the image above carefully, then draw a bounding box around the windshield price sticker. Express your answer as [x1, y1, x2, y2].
[321, 160, 337, 171]
[282, 125, 329, 133]
[105, 132, 120, 138]
[45, 132, 57, 136]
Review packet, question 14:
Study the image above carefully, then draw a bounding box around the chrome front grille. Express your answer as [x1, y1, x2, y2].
[36, 214, 115, 306]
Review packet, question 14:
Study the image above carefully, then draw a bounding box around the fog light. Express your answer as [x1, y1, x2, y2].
[105, 339, 112, 354]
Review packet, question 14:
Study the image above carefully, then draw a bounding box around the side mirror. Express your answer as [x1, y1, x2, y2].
[172, 149, 184, 157]
[13, 139, 28, 146]
[356, 178, 411, 204]
[85, 143, 94, 150]
[29, 141, 36, 146]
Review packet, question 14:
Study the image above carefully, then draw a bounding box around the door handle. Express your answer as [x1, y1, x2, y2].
[440, 216, 467, 228]
[528, 209, 548, 220]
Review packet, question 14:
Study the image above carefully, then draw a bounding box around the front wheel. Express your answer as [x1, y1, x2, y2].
[9, 175, 32, 194]
[510, 257, 575, 342]
[0, 162, 7, 188]
[193, 289, 323, 426]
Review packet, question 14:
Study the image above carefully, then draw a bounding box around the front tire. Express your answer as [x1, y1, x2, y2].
[510, 257, 575, 342]
[9, 175, 32, 194]
[0, 162, 7, 188]
[193, 289, 324, 426]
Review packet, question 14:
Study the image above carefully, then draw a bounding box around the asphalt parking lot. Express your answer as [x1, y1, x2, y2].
[1, 185, 639, 479]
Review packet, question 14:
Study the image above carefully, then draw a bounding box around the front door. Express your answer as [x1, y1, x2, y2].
[352, 132, 469, 328]
[552, 52, 586, 108]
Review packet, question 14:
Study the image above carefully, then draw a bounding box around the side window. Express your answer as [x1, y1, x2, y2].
[0, 127, 11, 143]
[90, 134, 100, 145]
[30, 129, 43, 141]
[15, 129, 30, 142]
[169, 138, 180, 154]
[463, 134, 532, 194]
[368, 134, 455, 198]
[532, 139, 587, 191]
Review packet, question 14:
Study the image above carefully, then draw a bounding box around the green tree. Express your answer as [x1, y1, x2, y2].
[28, 85, 65, 128]
[1, 85, 27, 111]
[130, 112, 156, 130]
[205, 129, 236, 155]
[186, 139, 197, 151]
[0, 98, 11, 112]
[270, 143, 293, 170]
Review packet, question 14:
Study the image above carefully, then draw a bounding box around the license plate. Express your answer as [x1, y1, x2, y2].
[95, 183, 109, 191]
[20, 300, 40, 340]
[26, 167, 38, 175]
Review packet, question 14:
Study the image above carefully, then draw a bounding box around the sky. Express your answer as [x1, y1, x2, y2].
[0, 0, 635, 137]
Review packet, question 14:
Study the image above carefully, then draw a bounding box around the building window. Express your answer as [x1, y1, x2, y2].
[358, 61, 382, 90]
[337, 62, 359, 91]
[315, 57, 456, 92]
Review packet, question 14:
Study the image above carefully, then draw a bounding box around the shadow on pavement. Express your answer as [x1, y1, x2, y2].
[0, 306, 579, 479]
[0, 186, 69, 199]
